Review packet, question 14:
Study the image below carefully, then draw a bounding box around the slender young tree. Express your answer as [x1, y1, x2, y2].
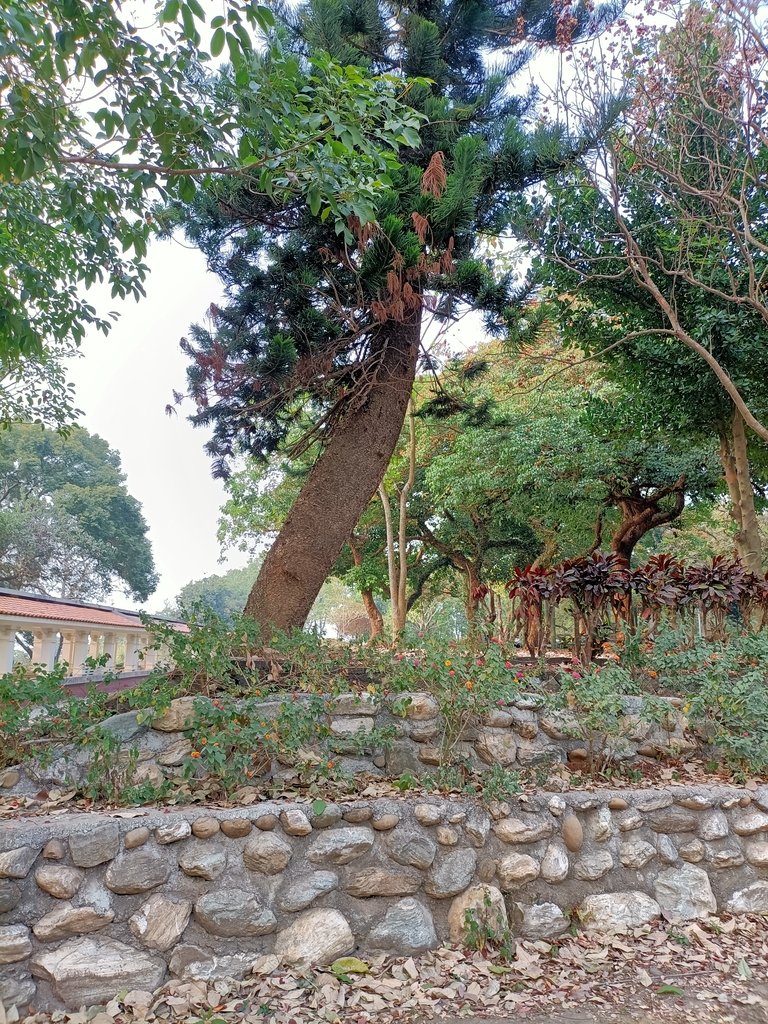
[177, 0, 620, 634]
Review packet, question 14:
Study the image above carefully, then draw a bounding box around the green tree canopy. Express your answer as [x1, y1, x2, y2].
[517, 1, 768, 439]
[175, 0, 622, 633]
[165, 561, 262, 624]
[0, 424, 157, 600]
[0, 0, 424, 423]
[515, 2, 768, 569]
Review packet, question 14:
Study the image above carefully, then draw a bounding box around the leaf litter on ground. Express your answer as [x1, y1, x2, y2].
[14, 914, 768, 1024]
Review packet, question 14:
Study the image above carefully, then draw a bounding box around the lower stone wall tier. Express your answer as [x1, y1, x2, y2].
[1, 784, 768, 1011]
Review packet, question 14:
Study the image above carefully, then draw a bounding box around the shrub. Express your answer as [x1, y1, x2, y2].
[551, 660, 640, 773]
[142, 606, 264, 697]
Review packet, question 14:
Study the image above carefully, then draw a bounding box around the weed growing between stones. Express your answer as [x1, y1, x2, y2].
[463, 891, 515, 959]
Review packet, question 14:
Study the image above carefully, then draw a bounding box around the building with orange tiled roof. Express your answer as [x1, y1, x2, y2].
[0, 588, 187, 676]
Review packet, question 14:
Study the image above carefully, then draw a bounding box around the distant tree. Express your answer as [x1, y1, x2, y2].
[520, 0, 768, 570]
[417, 343, 721, 570]
[170, 562, 262, 624]
[306, 578, 375, 639]
[0, 424, 157, 600]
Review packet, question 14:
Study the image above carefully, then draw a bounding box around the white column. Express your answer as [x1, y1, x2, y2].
[37, 631, 60, 671]
[61, 631, 76, 675]
[0, 628, 15, 675]
[142, 634, 156, 670]
[123, 634, 139, 671]
[31, 632, 44, 663]
[88, 636, 100, 660]
[115, 634, 128, 668]
[71, 632, 91, 675]
[102, 632, 118, 667]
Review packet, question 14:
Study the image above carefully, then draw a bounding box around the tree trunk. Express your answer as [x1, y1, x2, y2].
[719, 408, 763, 574]
[378, 398, 416, 643]
[244, 317, 421, 634]
[397, 401, 416, 625]
[465, 565, 480, 625]
[610, 477, 686, 567]
[530, 520, 561, 569]
[361, 588, 384, 638]
[611, 504, 655, 565]
[348, 536, 384, 639]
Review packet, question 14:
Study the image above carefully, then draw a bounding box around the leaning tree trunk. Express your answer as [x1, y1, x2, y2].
[718, 408, 763, 574]
[244, 316, 421, 635]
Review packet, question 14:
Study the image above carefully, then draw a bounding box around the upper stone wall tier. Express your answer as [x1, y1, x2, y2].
[1, 785, 767, 1012]
[0, 690, 696, 795]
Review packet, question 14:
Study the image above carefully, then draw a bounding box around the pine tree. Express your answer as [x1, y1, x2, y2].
[177, 0, 620, 634]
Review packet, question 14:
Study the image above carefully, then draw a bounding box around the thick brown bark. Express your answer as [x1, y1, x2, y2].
[244, 317, 421, 634]
[609, 477, 687, 566]
[465, 565, 479, 625]
[360, 588, 384, 639]
[417, 522, 482, 625]
[719, 425, 743, 533]
[348, 536, 384, 639]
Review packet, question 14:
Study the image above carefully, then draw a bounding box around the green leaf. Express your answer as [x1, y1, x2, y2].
[210, 27, 225, 57]
[255, 5, 276, 28]
[331, 958, 369, 976]
[399, 126, 421, 148]
[160, 0, 180, 22]
[180, 3, 197, 41]
[311, 798, 327, 816]
[178, 176, 196, 203]
[307, 188, 321, 217]
[656, 985, 684, 996]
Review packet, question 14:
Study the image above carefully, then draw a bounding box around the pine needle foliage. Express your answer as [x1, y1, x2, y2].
[176, 0, 622, 472]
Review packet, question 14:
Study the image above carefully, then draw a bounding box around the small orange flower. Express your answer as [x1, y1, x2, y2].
[190, 750, 201, 759]
[648, 669, 658, 679]
[465, 680, 474, 690]
[200, 737, 207, 745]
[327, 760, 335, 769]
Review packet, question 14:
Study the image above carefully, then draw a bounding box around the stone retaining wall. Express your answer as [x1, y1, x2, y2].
[1, 690, 696, 795]
[2, 786, 768, 1011]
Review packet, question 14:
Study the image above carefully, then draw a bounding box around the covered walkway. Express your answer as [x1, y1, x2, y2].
[0, 588, 187, 676]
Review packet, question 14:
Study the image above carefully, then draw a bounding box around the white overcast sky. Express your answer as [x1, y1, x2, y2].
[68, 239, 250, 611]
